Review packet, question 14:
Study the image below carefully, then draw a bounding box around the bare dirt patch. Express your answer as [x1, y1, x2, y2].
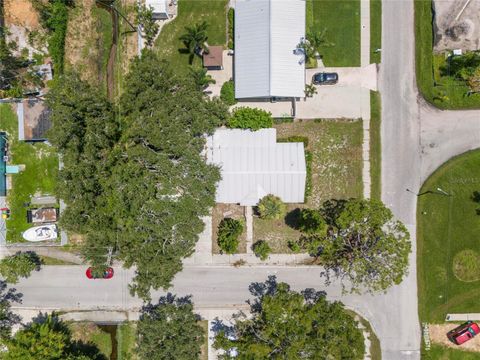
[64, 0, 112, 88]
[429, 323, 480, 352]
[433, 0, 480, 52]
[4, 0, 40, 29]
[212, 203, 247, 254]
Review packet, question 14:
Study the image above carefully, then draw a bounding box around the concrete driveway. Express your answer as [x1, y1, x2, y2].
[306, 64, 378, 91]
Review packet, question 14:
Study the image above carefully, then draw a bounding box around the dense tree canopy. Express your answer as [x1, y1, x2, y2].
[0, 251, 41, 284]
[47, 50, 228, 299]
[214, 277, 365, 359]
[0, 281, 22, 340]
[136, 294, 204, 360]
[3, 313, 105, 360]
[305, 199, 411, 293]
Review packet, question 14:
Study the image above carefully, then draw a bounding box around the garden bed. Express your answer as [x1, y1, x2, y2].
[212, 203, 247, 254]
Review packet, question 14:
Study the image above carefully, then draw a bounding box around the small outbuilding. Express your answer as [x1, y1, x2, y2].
[145, 0, 170, 20]
[203, 46, 224, 70]
[206, 128, 306, 206]
[17, 99, 51, 142]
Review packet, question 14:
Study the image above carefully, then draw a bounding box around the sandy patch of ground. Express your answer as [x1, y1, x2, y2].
[4, 0, 40, 29]
[429, 323, 480, 352]
[4, 0, 47, 58]
[433, 0, 480, 52]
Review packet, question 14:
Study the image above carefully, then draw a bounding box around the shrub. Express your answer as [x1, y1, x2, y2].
[227, 107, 273, 130]
[257, 194, 287, 220]
[252, 240, 271, 260]
[217, 218, 243, 254]
[227, 8, 234, 50]
[0, 251, 41, 283]
[297, 208, 327, 234]
[288, 240, 302, 253]
[220, 80, 236, 105]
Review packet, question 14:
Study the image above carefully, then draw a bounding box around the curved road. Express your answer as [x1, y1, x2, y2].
[6, 1, 480, 360]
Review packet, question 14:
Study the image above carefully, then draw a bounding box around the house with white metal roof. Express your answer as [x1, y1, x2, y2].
[234, 0, 306, 99]
[206, 128, 306, 206]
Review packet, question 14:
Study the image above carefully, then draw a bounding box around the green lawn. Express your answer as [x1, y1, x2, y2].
[0, 104, 58, 243]
[370, 0, 381, 64]
[370, 91, 381, 200]
[414, 0, 480, 109]
[423, 345, 480, 360]
[307, 0, 360, 67]
[155, 0, 228, 75]
[117, 322, 137, 360]
[418, 150, 480, 323]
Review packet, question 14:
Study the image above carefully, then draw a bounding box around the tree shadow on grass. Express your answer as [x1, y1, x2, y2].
[471, 191, 480, 215]
[285, 208, 301, 230]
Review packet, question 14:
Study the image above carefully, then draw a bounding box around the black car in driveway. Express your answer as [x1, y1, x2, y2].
[312, 72, 338, 85]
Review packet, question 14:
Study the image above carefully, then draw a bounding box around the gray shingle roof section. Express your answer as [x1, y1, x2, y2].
[234, 0, 306, 99]
[206, 128, 306, 205]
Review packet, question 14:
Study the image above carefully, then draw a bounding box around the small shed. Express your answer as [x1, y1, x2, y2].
[145, 0, 170, 20]
[203, 46, 224, 70]
[27, 208, 59, 224]
[17, 99, 51, 142]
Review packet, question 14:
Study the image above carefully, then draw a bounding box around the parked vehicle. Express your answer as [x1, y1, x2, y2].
[22, 224, 57, 242]
[312, 72, 338, 85]
[86, 267, 114, 280]
[447, 321, 480, 345]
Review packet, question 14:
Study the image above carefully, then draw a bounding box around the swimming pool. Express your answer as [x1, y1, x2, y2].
[0, 132, 6, 196]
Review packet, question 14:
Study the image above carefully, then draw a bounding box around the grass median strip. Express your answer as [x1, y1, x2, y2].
[370, 91, 381, 200]
[370, 0, 381, 64]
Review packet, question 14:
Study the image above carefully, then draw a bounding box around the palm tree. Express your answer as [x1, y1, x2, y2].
[179, 21, 209, 64]
[189, 67, 216, 91]
[306, 28, 334, 55]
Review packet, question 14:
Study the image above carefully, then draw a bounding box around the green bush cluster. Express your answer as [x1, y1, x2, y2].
[220, 80, 236, 106]
[217, 218, 243, 254]
[227, 107, 273, 130]
[227, 8, 234, 49]
[0, 251, 41, 284]
[297, 208, 327, 234]
[252, 240, 271, 260]
[32, 0, 70, 75]
[257, 194, 286, 220]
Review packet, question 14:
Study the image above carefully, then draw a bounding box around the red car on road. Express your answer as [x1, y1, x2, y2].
[447, 321, 480, 345]
[86, 266, 114, 279]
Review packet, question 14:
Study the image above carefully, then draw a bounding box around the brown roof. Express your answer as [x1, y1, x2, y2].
[203, 46, 223, 68]
[22, 99, 51, 141]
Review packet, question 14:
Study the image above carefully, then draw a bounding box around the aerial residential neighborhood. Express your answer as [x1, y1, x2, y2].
[0, 0, 480, 359]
